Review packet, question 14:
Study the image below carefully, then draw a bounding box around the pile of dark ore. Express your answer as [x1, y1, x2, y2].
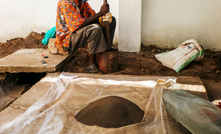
[75, 96, 144, 128]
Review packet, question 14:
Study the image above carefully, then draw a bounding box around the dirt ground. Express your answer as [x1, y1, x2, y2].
[0, 31, 221, 102]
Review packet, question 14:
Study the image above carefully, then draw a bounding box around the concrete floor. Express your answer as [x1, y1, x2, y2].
[0, 49, 74, 73]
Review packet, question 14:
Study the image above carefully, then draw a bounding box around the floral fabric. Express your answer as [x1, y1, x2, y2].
[55, 0, 96, 51]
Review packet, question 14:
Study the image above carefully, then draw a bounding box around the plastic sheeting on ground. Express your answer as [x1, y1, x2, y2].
[0, 73, 178, 134]
[163, 89, 221, 134]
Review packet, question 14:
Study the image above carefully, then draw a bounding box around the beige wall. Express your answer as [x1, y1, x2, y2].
[1, 0, 221, 51]
[142, 0, 221, 50]
[0, 0, 57, 42]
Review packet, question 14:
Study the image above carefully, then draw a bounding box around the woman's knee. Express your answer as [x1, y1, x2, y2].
[90, 24, 102, 32]
[86, 24, 103, 39]
[112, 16, 116, 24]
[109, 16, 116, 30]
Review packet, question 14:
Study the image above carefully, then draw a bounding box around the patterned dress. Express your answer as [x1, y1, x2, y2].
[55, 0, 96, 53]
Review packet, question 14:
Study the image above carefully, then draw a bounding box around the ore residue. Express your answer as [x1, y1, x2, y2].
[75, 96, 144, 128]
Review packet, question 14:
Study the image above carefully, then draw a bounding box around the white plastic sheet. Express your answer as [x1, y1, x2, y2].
[0, 73, 177, 134]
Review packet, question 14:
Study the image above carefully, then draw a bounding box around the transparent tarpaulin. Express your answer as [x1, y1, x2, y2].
[163, 89, 221, 134]
[0, 72, 177, 134]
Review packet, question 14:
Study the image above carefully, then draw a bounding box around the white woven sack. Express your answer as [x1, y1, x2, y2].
[155, 39, 204, 73]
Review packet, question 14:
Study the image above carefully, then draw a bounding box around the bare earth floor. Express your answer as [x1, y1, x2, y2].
[0, 31, 221, 102]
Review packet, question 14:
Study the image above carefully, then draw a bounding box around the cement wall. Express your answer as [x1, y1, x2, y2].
[118, 0, 141, 52]
[0, 0, 57, 41]
[142, 0, 221, 50]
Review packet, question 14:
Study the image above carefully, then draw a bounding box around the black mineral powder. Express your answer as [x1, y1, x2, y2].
[75, 96, 144, 128]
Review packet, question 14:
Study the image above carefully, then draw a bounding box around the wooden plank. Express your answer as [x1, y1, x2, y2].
[173, 76, 209, 100]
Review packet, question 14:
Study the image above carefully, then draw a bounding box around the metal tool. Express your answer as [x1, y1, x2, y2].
[41, 54, 49, 58]
[41, 60, 47, 67]
[97, 0, 119, 74]
[103, 0, 111, 51]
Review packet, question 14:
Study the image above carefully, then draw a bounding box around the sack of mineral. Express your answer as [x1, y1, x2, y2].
[155, 39, 204, 73]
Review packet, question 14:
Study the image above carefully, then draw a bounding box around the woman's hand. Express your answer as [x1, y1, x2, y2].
[100, 3, 109, 15]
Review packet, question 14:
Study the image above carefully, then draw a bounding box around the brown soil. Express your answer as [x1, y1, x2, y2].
[75, 96, 144, 128]
[0, 32, 47, 58]
[0, 31, 221, 102]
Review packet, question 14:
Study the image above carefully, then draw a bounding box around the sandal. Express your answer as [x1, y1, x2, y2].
[86, 64, 101, 73]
